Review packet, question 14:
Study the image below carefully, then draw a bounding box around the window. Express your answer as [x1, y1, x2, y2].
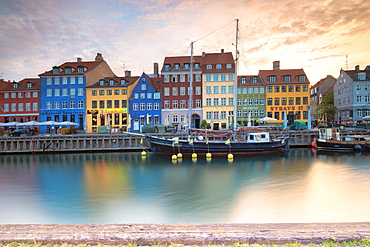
[221, 111, 226, 119]
[154, 103, 159, 110]
[78, 77, 83, 84]
[214, 74, 219, 81]
[172, 115, 178, 123]
[356, 95, 362, 103]
[259, 98, 265, 105]
[54, 89, 60, 96]
[92, 90, 97, 96]
[289, 86, 294, 92]
[173, 100, 178, 109]
[196, 74, 201, 82]
[228, 74, 234, 81]
[267, 86, 272, 92]
[70, 101, 75, 108]
[196, 86, 201, 95]
[33, 103, 38, 111]
[206, 86, 211, 94]
[180, 87, 185, 95]
[107, 90, 112, 95]
[78, 101, 83, 109]
[133, 103, 138, 111]
[107, 100, 112, 108]
[154, 93, 160, 99]
[214, 98, 219, 106]
[206, 98, 212, 106]
[62, 101, 68, 109]
[216, 64, 222, 69]
[77, 88, 83, 96]
[296, 85, 301, 92]
[214, 111, 219, 120]
[268, 98, 272, 105]
[180, 74, 185, 82]
[63, 77, 68, 84]
[47, 89, 52, 97]
[228, 98, 233, 105]
[172, 87, 178, 96]
[122, 89, 127, 95]
[164, 100, 170, 109]
[283, 75, 291, 82]
[70, 77, 75, 84]
[206, 65, 212, 70]
[54, 77, 60, 85]
[147, 103, 152, 110]
[164, 75, 169, 83]
[141, 84, 146, 90]
[164, 87, 170, 96]
[92, 101, 97, 108]
[289, 97, 294, 105]
[228, 86, 234, 94]
[114, 90, 119, 95]
[196, 99, 201, 108]
[274, 86, 280, 92]
[268, 76, 276, 82]
[206, 74, 211, 81]
[241, 77, 246, 84]
[296, 97, 301, 105]
[303, 97, 308, 104]
[184, 63, 190, 70]
[214, 86, 219, 94]
[140, 93, 145, 99]
[357, 85, 362, 90]
[46, 102, 52, 110]
[303, 85, 308, 91]
[172, 75, 177, 83]
[70, 88, 76, 97]
[180, 100, 186, 108]
[100, 100, 105, 108]
[62, 88, 68, 96]
[47, 77, 52, 85]
[147, 93, 152, 98]
[274, 98, 280, 105]
[298, 75, 306, 82]
[251, 77, 257, 84]
[77, 67, 84, 73]
[99, 90, 105, 95]
[122, 100, 127, 107]
[206, 112, 212, 120]
[282, 98, 287, 105]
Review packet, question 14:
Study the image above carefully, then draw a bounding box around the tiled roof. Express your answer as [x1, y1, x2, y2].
[146, 74, 162, 92]
[259, 69, 310, 84]
[38, 60, 104, 76]
[237, 75, 264, 86]
[86, 76, 140, 88]
[0, 78, 40, 91]
[162, 55, 203, 71]
[343, 69, 370, 81]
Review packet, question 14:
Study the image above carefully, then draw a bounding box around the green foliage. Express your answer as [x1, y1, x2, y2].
[65, 127, 78, 134]
[316, 90, 337, 122]
[201, 120, 208, 129]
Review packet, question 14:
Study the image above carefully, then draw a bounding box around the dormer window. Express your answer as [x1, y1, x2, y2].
[109, 79, 115, 85]
[241, 77, 246, 84]
[121, 79, 127, 85]
[216, 64, 222, 69]
[164, 64, 171, 71]
[12, 82, 19, 89]
[77, 66, 84, 73]
[206, 65, 212, 70]
[268, 75, 277, 83]
[99, 80, 105, 86]
[298, 75, 306, 82]
[250, 77, 258, 84]
[226, 64, 232, 69]
[358, 73, 366, 80]
[194, 63, 200, 69]
[174, 64, 180, 70]
[283, 75, 291, 82]
[27, 82, 33, 88]
[184, 63, 190, 69]
[65, 67, 72, 73]
[52, 66, 60, 74]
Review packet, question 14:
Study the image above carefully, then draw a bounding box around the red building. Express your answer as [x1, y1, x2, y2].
[0, 78, 40, 124]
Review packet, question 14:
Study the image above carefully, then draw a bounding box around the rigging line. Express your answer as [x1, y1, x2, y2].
[193, 19, 237, 43]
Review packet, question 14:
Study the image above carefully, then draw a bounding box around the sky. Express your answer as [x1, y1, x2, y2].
[1, 0, 369, 84]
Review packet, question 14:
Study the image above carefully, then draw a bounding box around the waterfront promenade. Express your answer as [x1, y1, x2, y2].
[0, 129, 369, 154]
[1, 223, 370, 245]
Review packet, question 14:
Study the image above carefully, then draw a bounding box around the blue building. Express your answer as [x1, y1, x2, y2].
[128, 72, 162, 132]
[38, 53, 115, 133]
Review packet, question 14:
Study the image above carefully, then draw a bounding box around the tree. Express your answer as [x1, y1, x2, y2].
[316, 90, 336, 122]
[201, 120, 208, 129]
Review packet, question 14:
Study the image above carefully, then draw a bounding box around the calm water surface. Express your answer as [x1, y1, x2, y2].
[1, 149, 370, 224]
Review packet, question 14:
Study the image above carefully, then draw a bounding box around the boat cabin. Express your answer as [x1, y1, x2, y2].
[247, 132, 270, 143]
[318, 128, 340, 140]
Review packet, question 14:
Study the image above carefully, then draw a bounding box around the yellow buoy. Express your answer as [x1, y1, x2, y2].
[192, 153, 197, 159]
[206, 153, 212, 158]
[228, 153, 234, 160]
[172, 154, 178, 160]
[177, 153, 183, 158]
[141, 151, 147, 156]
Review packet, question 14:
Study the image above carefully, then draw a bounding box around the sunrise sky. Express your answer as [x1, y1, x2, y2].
[1, 0, 369, 84]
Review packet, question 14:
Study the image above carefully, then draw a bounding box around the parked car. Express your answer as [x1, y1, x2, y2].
[9, 128, 34, 137]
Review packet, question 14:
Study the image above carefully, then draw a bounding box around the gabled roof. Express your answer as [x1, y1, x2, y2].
[86, 76, 140, 88]
[162, 55, 203, 72]
[342, 69, 370, 81]
[259, 69, 310, 84]
[202, 52, 234, 72]
[143, 73, 162, 93]
[38, 60, 104, 76]
[0, 78, 40, 91]
[237, 75, 264, 87]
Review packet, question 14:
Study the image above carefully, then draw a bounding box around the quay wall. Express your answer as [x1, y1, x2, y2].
[0, 129, 368, 154]
[0, 223, 370, 245]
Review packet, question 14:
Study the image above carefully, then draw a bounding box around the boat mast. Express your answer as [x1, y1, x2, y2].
[233, 19, 239, 130]
[188, 42, 194, 130]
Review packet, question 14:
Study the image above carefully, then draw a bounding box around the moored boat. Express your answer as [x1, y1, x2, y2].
[314, 128, 370, 152]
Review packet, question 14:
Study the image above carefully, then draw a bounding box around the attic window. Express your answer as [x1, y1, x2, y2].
[250, 77, 258, 84]
[268, 75, 277, 83]
[109, 79, 115, 85]
[164, 64, 171, 71]
[226, 64, 232, 69]
[120, 79, 127, 85]
[65, 67, 72, 73]
[298, 75, 306, 82]
[358, 73, 366, 80]
[52, 67, 60, 74]
[206, 65, 212, 70]
[241, 77, 246, 84]
[77, 66, 84, 73]
[99, 80, 105, 86]
[12, 83, 19, 89]
[283, 75, 291, 82]
[184, 63, 190, 69]
[194, 63, 200, 69]
[216, 64, 222, 69]
[27, 82, 33, 88]
[174, 64, 180, 70]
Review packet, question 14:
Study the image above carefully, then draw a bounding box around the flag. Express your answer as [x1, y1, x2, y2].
[140, 138, 143, 144]
[189, 139, 194, 145]
[225, 138, 231, 145]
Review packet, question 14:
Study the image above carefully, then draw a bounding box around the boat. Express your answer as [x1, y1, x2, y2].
[313, 127, 370, 152]
[147, 128, 289, 155]
[146, 20, 289, 156]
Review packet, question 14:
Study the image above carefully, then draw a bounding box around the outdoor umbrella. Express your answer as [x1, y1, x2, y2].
[256, 116, 277, 122]
[17, 121, 42, 126]
[0, 122, 21, 126]
[59, 121, 79, 126]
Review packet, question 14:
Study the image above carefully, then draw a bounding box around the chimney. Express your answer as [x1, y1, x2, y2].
[77, 57, 82, 62]
[153, 62, 159, 78]
[273, 61, 280, 70]
[202, 52, 205, 57]
[125, 70, 131, 77]
[221, 49, 224, 53]
[355, 65, 360, 71]
[95, 53, 103, 61]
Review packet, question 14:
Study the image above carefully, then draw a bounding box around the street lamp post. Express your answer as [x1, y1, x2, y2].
[306, 106, 312, 130]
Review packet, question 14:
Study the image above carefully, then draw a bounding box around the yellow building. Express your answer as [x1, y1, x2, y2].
[202, 51, 236, 130]
[259, 61, 310, 125]
[85, 76, 139, 133]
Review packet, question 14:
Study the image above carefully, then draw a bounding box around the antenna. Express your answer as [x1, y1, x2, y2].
[121, 60, 126, 73]
[345, 55, 348, 70]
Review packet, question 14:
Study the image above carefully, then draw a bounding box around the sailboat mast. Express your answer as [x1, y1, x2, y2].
[188, 41, 194, 130]
[233, 19, 239, 130]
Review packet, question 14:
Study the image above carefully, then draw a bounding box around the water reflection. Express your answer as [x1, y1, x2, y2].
[0, 150, 370, 224]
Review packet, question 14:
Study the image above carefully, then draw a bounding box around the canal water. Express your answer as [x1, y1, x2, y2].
[1, 149, 370, 224]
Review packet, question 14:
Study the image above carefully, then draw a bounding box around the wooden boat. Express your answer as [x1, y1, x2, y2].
[313, 128, 370, 152]
[146, 128, 289, 155]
